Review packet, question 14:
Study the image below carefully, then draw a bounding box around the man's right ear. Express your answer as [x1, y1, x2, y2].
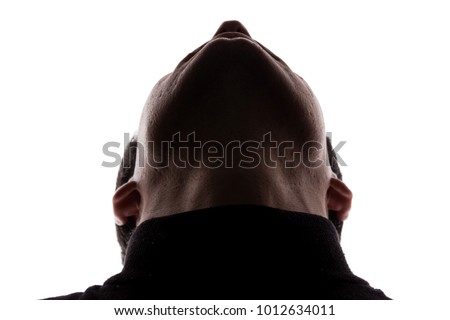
[113, 181, 141, 226]
[326, 177, 353, 222]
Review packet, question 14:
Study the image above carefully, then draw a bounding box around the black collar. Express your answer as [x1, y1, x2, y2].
[115, 205, 369, 299]
[124, 205, 348, 273]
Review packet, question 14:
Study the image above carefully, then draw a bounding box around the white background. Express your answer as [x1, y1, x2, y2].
[1, 0, 449, 301]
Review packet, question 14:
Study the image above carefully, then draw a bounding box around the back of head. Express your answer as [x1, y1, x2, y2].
[112, 21, 352, 263]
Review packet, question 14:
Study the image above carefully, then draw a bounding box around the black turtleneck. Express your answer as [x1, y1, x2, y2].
[47, 205, 389, 299]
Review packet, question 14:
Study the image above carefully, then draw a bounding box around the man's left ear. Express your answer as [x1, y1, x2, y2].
[113, 181, 141, 226]
[326, 177, 353, 221]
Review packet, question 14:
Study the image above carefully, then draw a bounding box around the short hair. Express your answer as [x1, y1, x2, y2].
[327, 135, 344, 239]
[115, 137, 138, 264]
[115, 136, 344, 264]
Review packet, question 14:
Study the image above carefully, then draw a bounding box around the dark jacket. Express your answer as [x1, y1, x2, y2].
[47, 205, 389, 299]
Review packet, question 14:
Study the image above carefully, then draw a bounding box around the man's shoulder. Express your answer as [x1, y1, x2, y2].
[44, 285, 102, 300]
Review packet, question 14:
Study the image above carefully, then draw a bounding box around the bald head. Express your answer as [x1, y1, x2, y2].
[138, 21, 325, 153]
[113, 21, 352, 228]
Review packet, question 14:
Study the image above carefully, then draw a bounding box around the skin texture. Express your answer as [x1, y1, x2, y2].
[113, 21, 352, 227]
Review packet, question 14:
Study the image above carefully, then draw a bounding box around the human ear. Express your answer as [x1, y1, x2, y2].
[113, 181, 141, 226]
[326, 177, 353, 221]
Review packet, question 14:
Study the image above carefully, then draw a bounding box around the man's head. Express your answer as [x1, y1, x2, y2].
[113, 21, 352, 261]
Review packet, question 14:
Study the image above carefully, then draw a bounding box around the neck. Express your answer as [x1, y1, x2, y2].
[136, 166, 329, 225]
